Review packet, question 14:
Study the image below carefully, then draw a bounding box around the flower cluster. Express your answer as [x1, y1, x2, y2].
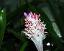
[23, 11, 47, 42]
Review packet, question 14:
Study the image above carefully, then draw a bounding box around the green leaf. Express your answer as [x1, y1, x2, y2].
[0, 9, 6, 48]
[20, 41, 28, 51]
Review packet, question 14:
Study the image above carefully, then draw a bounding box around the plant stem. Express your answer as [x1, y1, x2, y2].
[34, 40, 43, 51]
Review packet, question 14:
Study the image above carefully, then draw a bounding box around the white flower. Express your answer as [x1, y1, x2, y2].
[23, 11, 47, 41]
[23, 11, 47, 51]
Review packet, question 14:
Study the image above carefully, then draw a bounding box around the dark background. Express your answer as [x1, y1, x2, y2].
[0, 0, 64, 51]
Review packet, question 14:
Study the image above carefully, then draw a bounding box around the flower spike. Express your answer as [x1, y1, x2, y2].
[23, 11, 47, 51]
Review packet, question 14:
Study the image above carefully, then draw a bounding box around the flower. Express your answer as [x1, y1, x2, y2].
[23, 11, 47, 42]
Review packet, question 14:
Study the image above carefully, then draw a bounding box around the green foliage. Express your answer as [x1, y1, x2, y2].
[0, 9, 6, 48]
[20, 41, 28, 51]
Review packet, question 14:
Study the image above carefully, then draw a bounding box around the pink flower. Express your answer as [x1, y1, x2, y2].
[23, 11, 47, 41]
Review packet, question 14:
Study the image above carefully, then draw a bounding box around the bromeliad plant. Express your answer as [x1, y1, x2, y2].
[23, 11, 47, 51]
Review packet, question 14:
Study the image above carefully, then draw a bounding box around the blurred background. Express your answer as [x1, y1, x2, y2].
[0, 0, 64, 51]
